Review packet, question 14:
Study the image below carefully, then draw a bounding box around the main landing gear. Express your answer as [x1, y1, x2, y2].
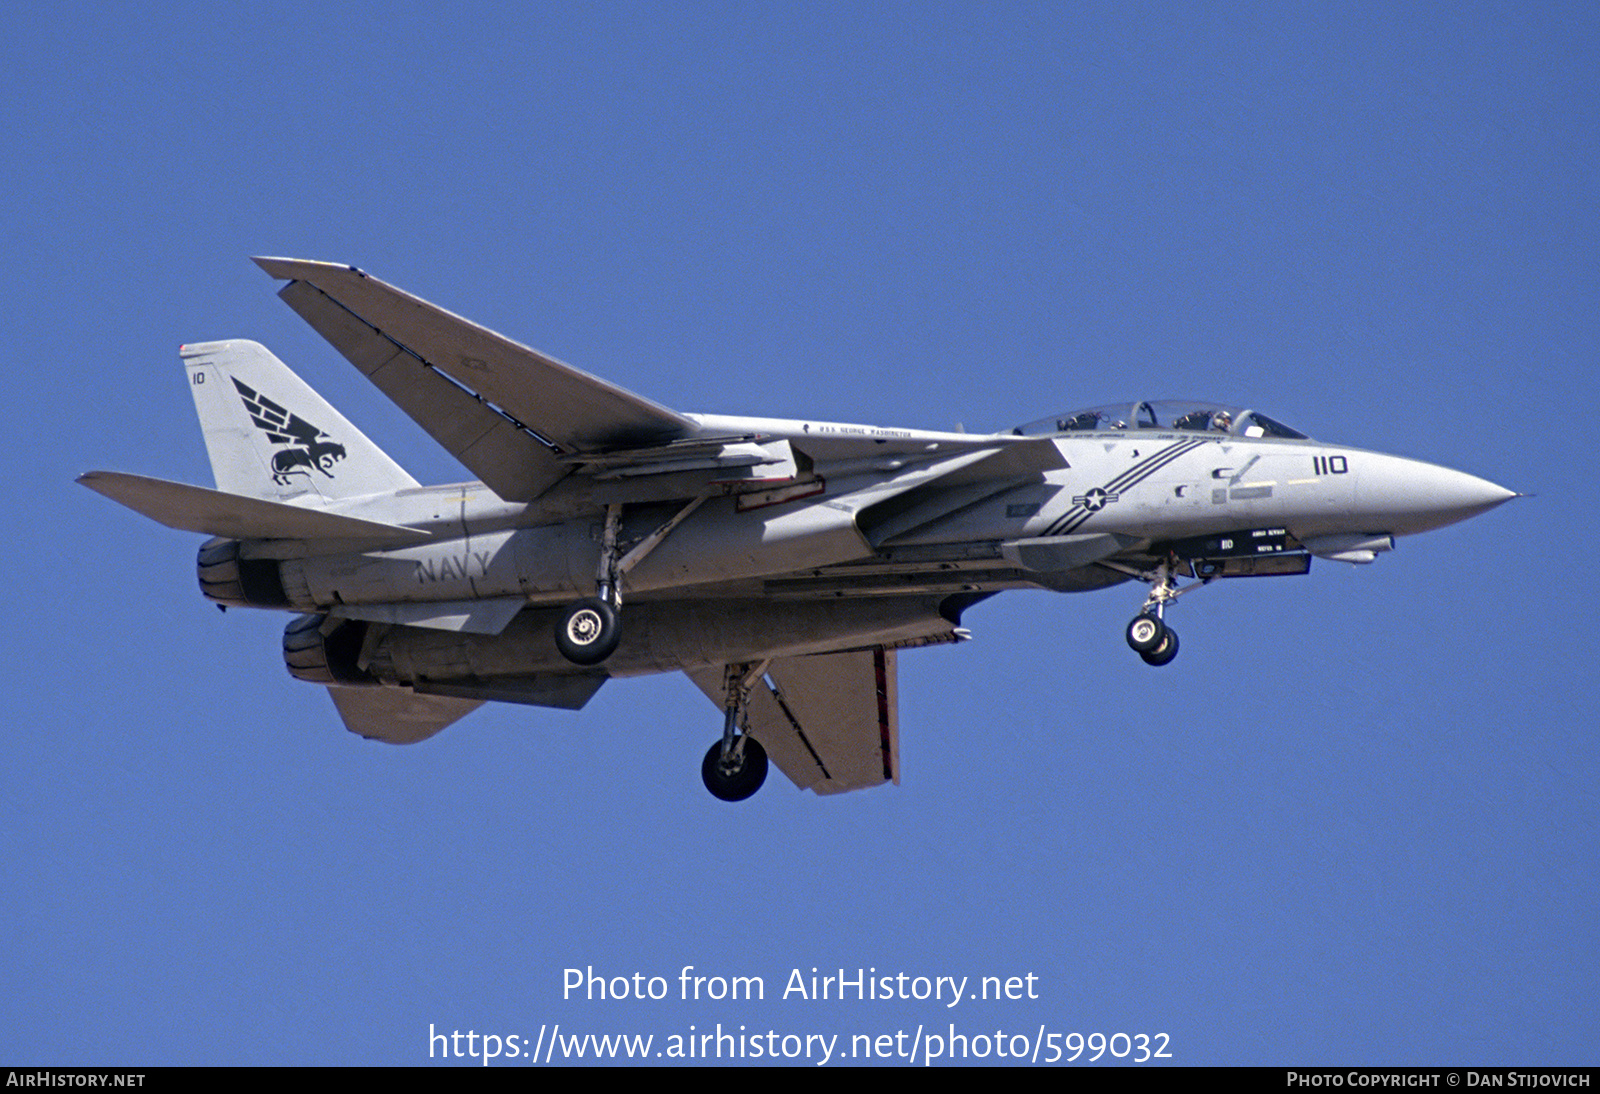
[554, 497, 707, 667]
[701, 661, 770, 802]
[1113, 556, 1211, 668]
[555, 597, 621, 665]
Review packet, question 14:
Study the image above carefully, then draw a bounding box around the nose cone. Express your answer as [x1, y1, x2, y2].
[1356, 454, 1518, 535]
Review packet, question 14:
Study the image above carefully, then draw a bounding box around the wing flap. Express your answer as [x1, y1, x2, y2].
[77, 470, 430, 543]
[689, 648, 899, 795]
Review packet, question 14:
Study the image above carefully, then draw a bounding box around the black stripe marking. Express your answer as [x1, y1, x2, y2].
[1045, 438, 1211, 535]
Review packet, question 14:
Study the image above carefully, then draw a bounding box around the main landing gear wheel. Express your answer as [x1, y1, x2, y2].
[554, 597, 621, 665]
[1126, 614, 1167, 654]
[1140, 627, 1179, 666]
[702, 736, 768, 802]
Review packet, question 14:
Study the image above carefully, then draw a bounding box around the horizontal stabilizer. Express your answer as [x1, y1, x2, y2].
[76, 470, 431, 543]
[328, 686, 481, 744]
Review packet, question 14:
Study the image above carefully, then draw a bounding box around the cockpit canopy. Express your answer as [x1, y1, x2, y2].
[1014, 400, 1309, 440]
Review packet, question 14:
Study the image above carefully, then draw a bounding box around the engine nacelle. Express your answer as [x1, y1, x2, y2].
[198, 538, 290, 609]
[282, 613, 379, 686]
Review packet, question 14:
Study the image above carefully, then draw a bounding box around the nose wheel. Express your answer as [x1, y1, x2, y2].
[1109, 555, 1211, 667]
[1126, 613, 1180, 666]
[1140, 623, 1179, 666]
[1126, 614, 1166, 653]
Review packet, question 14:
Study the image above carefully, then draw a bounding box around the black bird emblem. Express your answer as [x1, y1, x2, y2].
[232, 378, 346, 484]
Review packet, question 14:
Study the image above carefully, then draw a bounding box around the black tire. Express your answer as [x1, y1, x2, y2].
[1141, 627, 1179, 666]
[1126, 613, 1166, 653]
[701, 737, 769, 802]
[554, 597, 621, 665]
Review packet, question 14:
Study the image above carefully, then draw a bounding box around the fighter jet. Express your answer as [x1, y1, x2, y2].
[78, 259, 1517, 801]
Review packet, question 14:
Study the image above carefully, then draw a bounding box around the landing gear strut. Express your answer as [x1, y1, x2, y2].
[553, 497, 707, 666]
[701, 661, 770, 802]
[1112, 556, 1212, 668]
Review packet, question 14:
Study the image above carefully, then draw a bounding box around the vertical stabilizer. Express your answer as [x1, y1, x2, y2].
[182, 340, 418, 502]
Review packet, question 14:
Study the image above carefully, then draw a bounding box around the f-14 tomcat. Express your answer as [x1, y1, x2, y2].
[79, 259, 1517, 801]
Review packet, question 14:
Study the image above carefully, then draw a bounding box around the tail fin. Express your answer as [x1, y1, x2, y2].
[182, 340, 418, 502]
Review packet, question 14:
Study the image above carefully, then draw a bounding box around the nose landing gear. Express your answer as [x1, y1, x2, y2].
[1126, 613, 1166, 653]
[1127, 614, 1180, 666]
[1116, 556, 1210, 668]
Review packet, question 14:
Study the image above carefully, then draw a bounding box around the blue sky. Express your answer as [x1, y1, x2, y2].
[4, 1, 1596, 1066]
